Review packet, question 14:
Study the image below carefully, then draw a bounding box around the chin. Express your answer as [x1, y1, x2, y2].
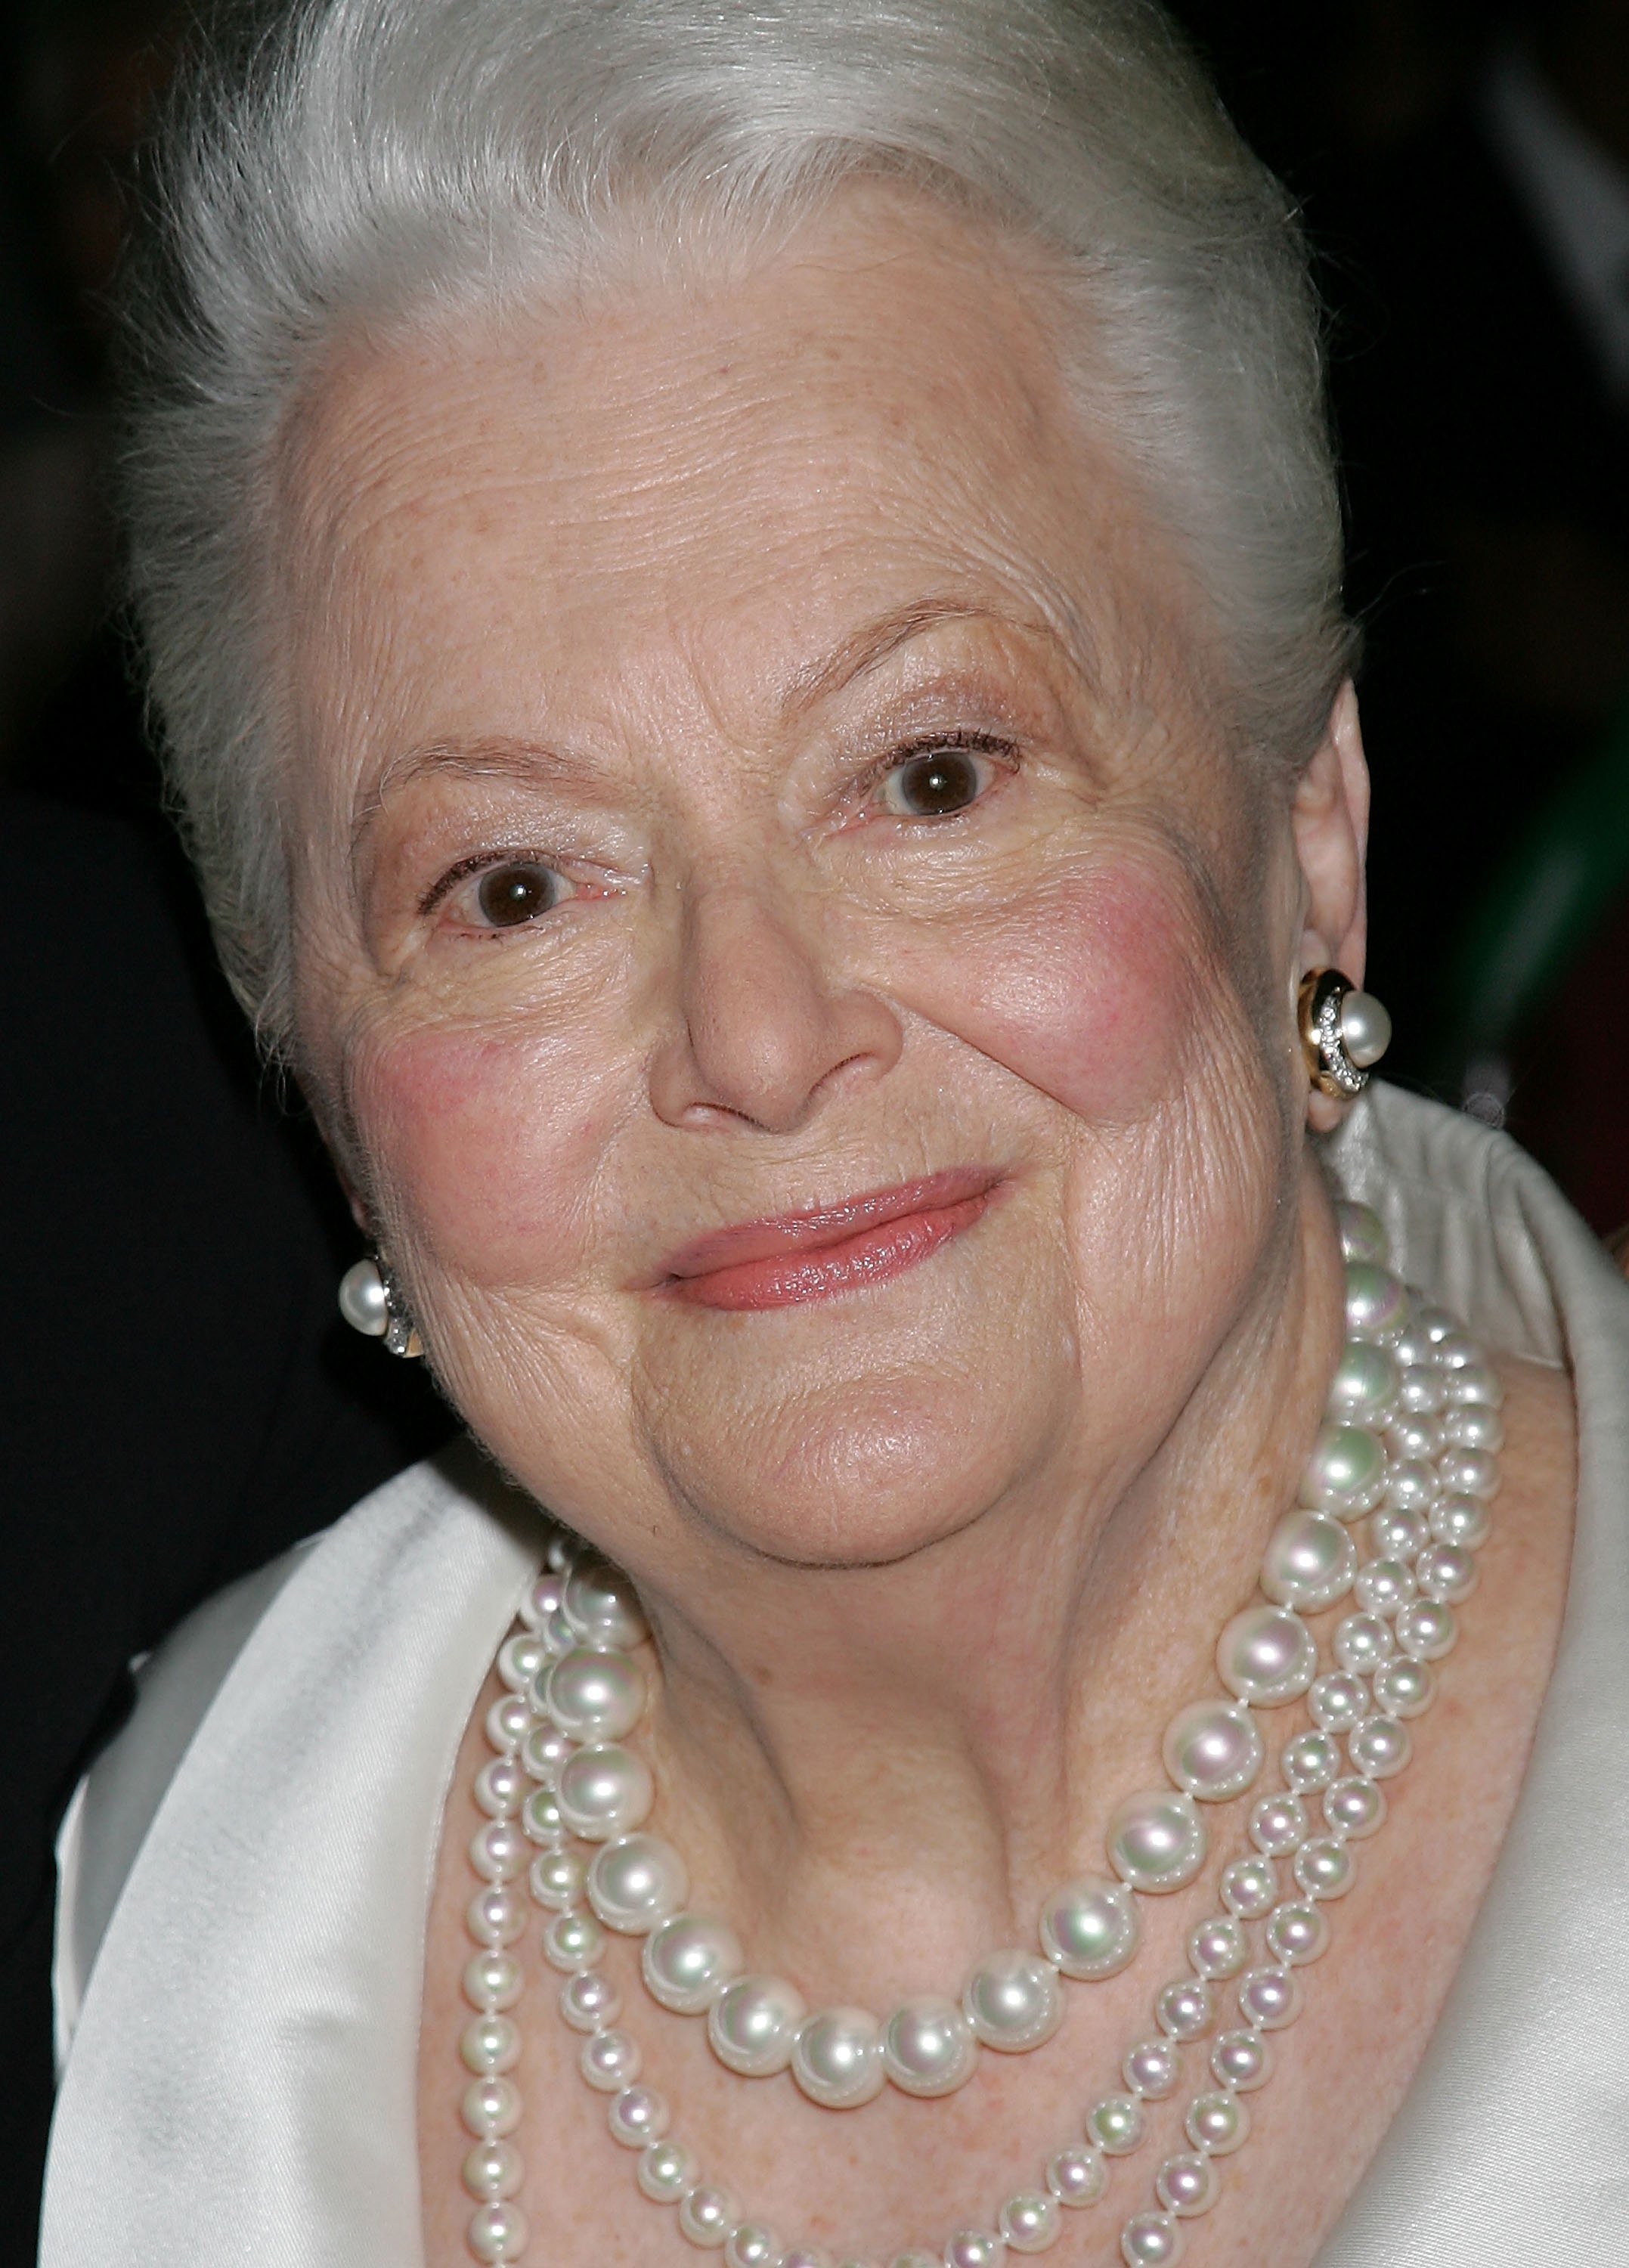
[640, 1365, 1058, 1569]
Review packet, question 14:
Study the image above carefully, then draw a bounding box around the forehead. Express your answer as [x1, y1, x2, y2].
[275, 193, 1157, 764]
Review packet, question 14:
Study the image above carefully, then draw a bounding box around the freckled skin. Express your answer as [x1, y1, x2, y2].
[270, 191, 1574, 2266]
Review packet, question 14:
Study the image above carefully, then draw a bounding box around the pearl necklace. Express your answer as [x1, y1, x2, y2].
[452, 1203, 1502, 2267]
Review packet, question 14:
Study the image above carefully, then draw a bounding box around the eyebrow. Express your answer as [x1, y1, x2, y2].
[351, 588, 1092, 857]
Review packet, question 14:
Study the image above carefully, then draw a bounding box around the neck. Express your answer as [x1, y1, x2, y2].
[633, 1154, 1347, 2003]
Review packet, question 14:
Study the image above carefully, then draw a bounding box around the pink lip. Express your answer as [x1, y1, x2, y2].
[658, 1168, 1005, 1312]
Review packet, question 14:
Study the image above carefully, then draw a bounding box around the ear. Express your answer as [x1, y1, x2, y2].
[1291, 683, 1371, 1132]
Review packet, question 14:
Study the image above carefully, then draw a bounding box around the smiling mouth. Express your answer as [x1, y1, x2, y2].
[656, 1167, 1005, 1312]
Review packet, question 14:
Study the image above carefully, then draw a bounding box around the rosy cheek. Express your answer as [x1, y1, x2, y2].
[891, 857, 1205, 1123]
[351, 1024, 615, 1278]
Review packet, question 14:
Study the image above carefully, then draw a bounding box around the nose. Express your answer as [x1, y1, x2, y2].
[648, 879, 903, 1134]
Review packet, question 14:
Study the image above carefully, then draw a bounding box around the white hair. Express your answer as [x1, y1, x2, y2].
[123, 0, 1354, 1052]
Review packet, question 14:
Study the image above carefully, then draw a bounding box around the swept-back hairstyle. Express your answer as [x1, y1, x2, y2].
[123, 0, 1353, 1051]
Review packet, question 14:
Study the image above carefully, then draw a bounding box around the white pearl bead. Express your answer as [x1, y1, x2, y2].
[463, 2139, 523, 2201]
[1123, 2035, 1183, 2099]
[521, 1721, 574, 1783]
[1280, 1730, 1340, 1792]
[943, 2231, 1006, 2268]
[1386, 1447, 1441, 1498]
[780, 2250, 832, 2268]
[1367, 1504, 1429, 1563]
[581, 2027, 642, 2092]
[1395, 1598, 1457, 1660]
[639, 2139, 695, 2203]
[1259, 1512, 1357, 1612]
[1185, 1914, 1247, 1979]
[726, 2226, 782, 2268]
[1155, 2152, 1218, 2217]
[1107, 1790, 1207, 1891]
[1045, 2146, 1107, 2207]
[588, 1833, 688, 1934]
[1219, 1857, 1277, 1920]
[1353, 1557, 1417, 1619]
[709, 1975, 807, 2076]
[1086, 2095, 1145, 2155]
[965, 1950, 1063, 2050]
[1154, 1977, 1212, 2040]
[1435, 1328, 1480, 1368]
[1248, 1794, 1308, 1857]
[1372, 1656, 1435, 1718]
[1334, 1201, 1387, 1263]
[1162, 1699, 1264, 1802]
[1185, 2088, 1250, 2155]
[1339, 987, 1391, 1068]
[999, 2193, 1061, 2253]
[1040, 1875, 1139, 1978]
[1429, 1495, 1490, 1551]
[680, 2184, 740, 2248]
[467, 2200, 530, 2262]
[1120, 2210, 1185, 2266]
[463, 1950, 523, 2012]
[469, 1818, 528, 1882]
[1343, 1263, 1409, 1340]
[521, 1786, 565, 1845]
[545, 1648, 646, 1740]
[882, 1997, 978, 2096]
[1265, 1900, 1328, 1966]
[1216, 1606, 1316, 1706]
[556, 1743, 654, 1839]
[644, 1913, 746, 2014]
[1438, 1447, 1499, 1500]
[474, 1755, 526, 1818]
[1237, 1966, 1301, 2030]
[1440, 1404, 1504, 1452]
[609, 2084, 669, 2147]
[466, 1885, 526, 1950]
[338, 1257, 389, 1335]
[1308, 1672, 1369, 1733]
[1325, 1338, 1398, 1424]
[542, 1910, 605, 1972]
[462, 2075, 522, 2137]
[520, 1567, 566, 1628]
[1415, 1541, 1478, 1603]
[1293, 1837, 1355, 1900]
[1349, 1715, 1411, 1780]
[1209, 2028, 1271, 2092]
[791, 2008, 885, 2108]
[1445, 1359, 1504, 1408]
[1333, 1612, 1395, 1677]
[497, 1631, 550, 1692]
[1322, 1776, 1386, 1839]
[890, 2253, 942, 2268]
[562, 1554, 649, 1649]
[530, 1848, 587, 1911]
[1411, 1304, 1457, 1345]
[485, 1693, 534, 1755]
[460, 2014, 521, 2074]
[1299, 1421, 1389, 1517]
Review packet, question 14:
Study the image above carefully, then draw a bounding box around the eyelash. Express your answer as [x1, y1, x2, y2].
[856, 729, 1018, 812]
[417, 730, 1018, 924]
[418, 850, 565, 921]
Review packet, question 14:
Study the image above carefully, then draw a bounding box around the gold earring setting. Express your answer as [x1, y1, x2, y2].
[1298, 968, 1391, 1099]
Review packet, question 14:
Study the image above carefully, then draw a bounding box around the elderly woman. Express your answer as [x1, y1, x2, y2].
[39, 2, 1627, 2263]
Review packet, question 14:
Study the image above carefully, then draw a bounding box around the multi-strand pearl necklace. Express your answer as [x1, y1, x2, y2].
[453, 1201, 1501, 2268]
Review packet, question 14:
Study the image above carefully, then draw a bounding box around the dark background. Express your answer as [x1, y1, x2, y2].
[3, 0, 1627, 2257]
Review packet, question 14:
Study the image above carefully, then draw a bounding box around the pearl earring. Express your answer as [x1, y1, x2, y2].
[337, 1255, 424, 1359]
[1297, 968, 1391, 1098]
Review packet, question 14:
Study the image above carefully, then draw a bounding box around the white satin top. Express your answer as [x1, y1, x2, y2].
[39, 1088, 1629, 2265]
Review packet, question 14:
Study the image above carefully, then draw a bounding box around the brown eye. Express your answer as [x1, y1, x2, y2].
[475, 862, 562, 926]
[879, 745, 992, 818]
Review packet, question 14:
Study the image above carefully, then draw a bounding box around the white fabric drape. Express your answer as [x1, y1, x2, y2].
[40, 1088, 1629, 2263]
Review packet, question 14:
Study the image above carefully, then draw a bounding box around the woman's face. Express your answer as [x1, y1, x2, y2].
[281, 193, 1315, 1571]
